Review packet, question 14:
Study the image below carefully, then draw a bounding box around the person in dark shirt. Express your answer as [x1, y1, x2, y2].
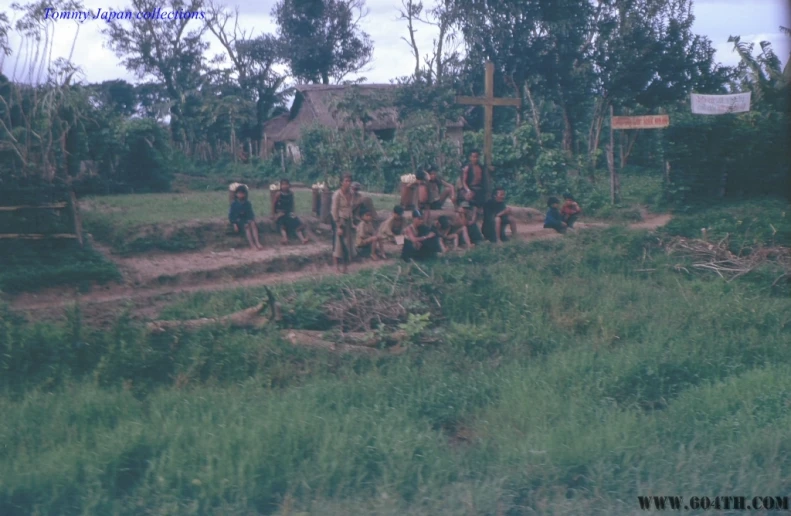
[401, 209, 441, 262]
[272, 179, 309, 245]
[482, 187, 517, 243]
[543, 196, 567, 233]
[229, 184, 264, 250]
[461, 150, 487, 210]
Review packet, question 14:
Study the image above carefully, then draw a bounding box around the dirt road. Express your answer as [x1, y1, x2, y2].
[7, 214, 671, 324]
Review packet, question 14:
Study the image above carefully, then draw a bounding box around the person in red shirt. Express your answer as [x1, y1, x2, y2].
[561, 192, 582, 229]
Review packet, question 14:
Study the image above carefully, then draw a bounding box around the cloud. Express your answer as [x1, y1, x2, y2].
[1, 0, 786, 85]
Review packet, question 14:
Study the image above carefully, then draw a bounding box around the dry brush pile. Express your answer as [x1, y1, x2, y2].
[147, 265, 445, 355]
[660, 235, 791, 287]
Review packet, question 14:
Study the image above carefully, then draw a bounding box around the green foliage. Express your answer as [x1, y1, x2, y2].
[2, 220, 791, 513]
[273, 0, 373, 84]
[116, 118, 174, 192]
[297, 121, 460, 192]
[0, 240, 120, 293]
[664, 110, 790, 204]
[662, 199, 791, 250]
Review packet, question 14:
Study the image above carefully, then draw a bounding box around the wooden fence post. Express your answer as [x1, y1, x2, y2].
[69, 190, 84, 247]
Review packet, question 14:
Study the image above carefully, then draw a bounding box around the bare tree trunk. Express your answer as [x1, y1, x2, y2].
[504, 75, 522, 126]
[400, 0, 421, 77]
[608, 104, 618, 204]
[588, 98, 607, 174]
[561, 102, 575, 156]
[231, 121, 237, 164]
[523, 82, 542, 146]
[619, 130, 639, 170]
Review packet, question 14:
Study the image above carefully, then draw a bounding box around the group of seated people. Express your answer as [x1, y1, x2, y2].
[330, 166, 533, 272]
[229, 160, 582, 273]
[229, 179, 310, 250]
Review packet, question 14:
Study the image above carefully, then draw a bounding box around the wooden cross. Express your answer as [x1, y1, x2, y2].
[455, 61, 521, 189]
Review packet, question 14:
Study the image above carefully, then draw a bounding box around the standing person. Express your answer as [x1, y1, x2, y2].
[561, 192, 582, 229]
[377, 205, 406, 244]
[482, 187, 518, 243]
[355, 208, 386, 260]
[272, 179, 309, 245]
[229, 184, 264, 250]
[401, 209, 441, 262]
[331, 174, 356, 273]
[414, 171, 432, 220]
[543, 196, 567, 233]
[426, 164, 456, 210]
[461, 150, 487, 211]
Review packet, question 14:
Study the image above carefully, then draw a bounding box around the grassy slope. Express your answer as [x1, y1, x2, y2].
[0, 240, 120, 294]
[1, 200, 790, 515]
[81, 189, 401, 254]
[82, 190, 400, 229]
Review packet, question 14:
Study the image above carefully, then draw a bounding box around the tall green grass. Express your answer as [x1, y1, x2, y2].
[2, 223, 790, 514]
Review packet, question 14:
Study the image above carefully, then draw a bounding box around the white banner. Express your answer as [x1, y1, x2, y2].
[690, 93, 751, 114]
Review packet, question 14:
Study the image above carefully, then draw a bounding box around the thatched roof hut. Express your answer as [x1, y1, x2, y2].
[264, 84, 465, 145]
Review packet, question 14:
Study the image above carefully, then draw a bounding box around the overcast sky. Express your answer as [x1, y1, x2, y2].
[1, 0, 789, 86]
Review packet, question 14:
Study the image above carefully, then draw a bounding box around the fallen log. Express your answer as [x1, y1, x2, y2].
[147, 287, 278, 333]
[145, 290, 406, 354]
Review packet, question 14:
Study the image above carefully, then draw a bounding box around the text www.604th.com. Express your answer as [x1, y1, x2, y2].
[638, 496, 790, 511]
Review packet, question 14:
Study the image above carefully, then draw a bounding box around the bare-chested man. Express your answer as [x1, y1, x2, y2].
[461, 150, 487, 211]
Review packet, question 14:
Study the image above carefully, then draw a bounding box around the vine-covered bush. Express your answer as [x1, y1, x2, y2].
[665, 110, 790, 206]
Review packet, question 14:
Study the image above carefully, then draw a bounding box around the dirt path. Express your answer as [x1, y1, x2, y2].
[7, 213, 672, 324]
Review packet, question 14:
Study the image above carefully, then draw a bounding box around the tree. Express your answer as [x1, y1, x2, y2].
[102, 0, 208, 150]
[728, 29, 790, 109]
[205, 2, 290, 157]
[590, 0, 731, 170]
[273, 0, 374, 84]
[397, 0, 462, 85]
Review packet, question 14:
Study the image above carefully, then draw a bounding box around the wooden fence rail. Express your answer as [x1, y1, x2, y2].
[0, 190, 83, 247]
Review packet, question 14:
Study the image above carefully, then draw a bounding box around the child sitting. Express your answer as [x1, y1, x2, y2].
[355, 208, 386, 260]
[561, 192, 582, 228]
[229, 184, 264, 250]
[272, 179, 309, 244]
[543, 196, 567, 234]
[401, 209, 441, 262]
[456, 201, 484, 246]
[378, 205, 406, 244]
[433, 215, 458, 252]
[482, 187, 517, 243]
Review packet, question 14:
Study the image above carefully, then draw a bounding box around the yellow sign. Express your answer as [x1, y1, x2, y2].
[611, 115, 669, 129]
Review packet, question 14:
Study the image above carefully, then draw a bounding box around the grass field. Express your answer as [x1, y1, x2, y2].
[2, 199, 790, 515]
[81, 189, 400, 229]
[0, 240, 121, 294]
[81, 189, 401, 254]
